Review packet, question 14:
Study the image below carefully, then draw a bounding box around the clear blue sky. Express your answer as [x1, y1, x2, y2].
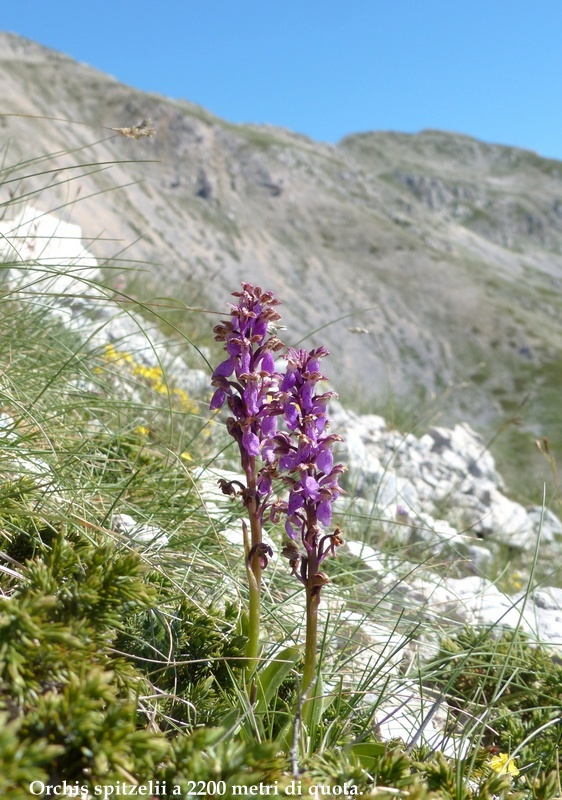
[3, 0, 562, 160]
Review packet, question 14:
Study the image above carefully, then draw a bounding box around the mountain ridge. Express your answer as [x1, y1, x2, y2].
[1, 30, 561, 498]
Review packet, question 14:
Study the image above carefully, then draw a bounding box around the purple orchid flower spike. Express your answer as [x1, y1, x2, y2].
[274, 346, 346, 700]
[211, 282, 284, 472]
[210, 283, 285, 690]
[210, 285, 346, 712]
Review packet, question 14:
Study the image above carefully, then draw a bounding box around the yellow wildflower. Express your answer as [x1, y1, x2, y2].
[133, 364, 164, 382]
[512, 571, 522, 591]
[173, 388, 199, 414]
[134, 425, 150, 437]
[489, 752, 520, 777]
[100, 348, 201, 415]
[104, 344, 134, 365]
[132, 363, 173, 397]
[180, 451, 193, 461]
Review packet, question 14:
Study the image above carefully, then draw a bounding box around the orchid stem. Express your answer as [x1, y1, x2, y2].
[301, 586, 320, 728]
[302, 589, 319, 693]
[246, 558, 261, 702]
[244, 462, 263, 697]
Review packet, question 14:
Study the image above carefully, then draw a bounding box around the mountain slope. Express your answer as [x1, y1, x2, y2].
[1, 31, 562, 497]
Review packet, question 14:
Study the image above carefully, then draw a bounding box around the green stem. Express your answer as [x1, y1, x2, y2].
[246, 552, 261, 676]
[302, 587, 319, 695]
[300, 582, 322, 734]
[244, 458, 262, 693]
[300, 520, 330, 735]
[245, 516, 262, 667]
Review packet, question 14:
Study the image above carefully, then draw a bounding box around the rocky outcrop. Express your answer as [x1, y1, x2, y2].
[328, 400, 562, 659]
[331, 400, 562, 562]
[1, 205, 209, 398]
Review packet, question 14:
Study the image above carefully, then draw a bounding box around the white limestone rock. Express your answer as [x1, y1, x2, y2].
[343, 539, 562, 654]
[332, 400, 562, 557]
[111, 513, 169, 548]
[0, 205, 101, 306]
[526, 507, 562, 544]
[373, 681, 470, 758]
[342, 540, 401, 588]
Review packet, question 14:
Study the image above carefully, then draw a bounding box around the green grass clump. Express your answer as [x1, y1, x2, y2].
[426, 628, 562, 792]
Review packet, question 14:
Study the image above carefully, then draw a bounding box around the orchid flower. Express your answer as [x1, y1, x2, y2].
[210, 283, 284, 686]
[274, 346, 345, 699]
